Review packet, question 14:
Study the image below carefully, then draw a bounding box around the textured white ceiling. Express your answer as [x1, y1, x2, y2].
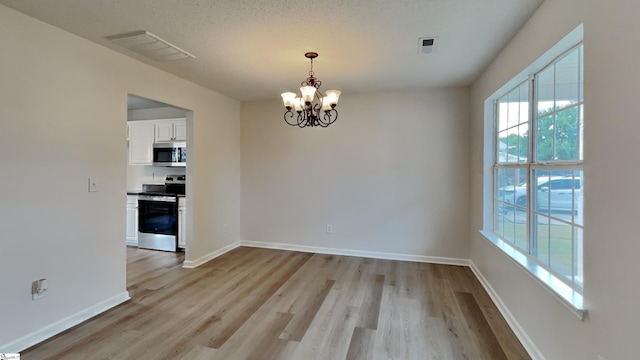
[0, 0, 543, 102]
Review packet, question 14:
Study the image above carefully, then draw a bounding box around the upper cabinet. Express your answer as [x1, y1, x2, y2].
[128, 121, 155, 165]
[155, 118, 186, 142]
[128, 118, 186, 165]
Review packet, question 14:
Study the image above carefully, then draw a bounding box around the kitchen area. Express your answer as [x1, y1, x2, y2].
[126, 95, 189, 253]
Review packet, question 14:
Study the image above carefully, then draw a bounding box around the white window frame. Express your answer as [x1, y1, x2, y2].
[480, 25, 587, 320]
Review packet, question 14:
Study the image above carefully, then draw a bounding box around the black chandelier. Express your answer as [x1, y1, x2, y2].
[281, 52, 341, 128]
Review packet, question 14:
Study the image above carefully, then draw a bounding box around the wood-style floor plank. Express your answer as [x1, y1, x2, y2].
[345, 326, 375, 360]
[356, 274, 385, 330]
[455, 291, 509, 360]
[280, 279, 335, 342]
[179, 345, 218, 360]
[21, 247, 531, 360]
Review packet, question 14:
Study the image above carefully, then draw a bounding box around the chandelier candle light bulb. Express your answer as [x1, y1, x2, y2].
[300, 86, 316, 104]
[294, 97, 303, 112]
[325, 90, 341, 107]
[322, 97, 332, 111]
[281, 52, 340, 128]
[281, 92, 296, 109]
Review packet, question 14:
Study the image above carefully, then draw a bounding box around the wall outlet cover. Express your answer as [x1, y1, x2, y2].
[326, 224, 333, 234]
[32, 279, 47, 300]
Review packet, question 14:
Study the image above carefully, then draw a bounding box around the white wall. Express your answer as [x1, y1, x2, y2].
[0, 4, 240, 351]
[126, 165, 186, 191]
[470, 0, 640, 358]
[241, 88, 470, 259]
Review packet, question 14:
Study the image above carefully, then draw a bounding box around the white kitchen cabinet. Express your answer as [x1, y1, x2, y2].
[155, 118, 186, 142]
[178, 197, 186, 249]
[155, 122, 174, 142]
[173, 121, 187, 141]
[128, 121, 155, 165]
[126, 195, 138, 246]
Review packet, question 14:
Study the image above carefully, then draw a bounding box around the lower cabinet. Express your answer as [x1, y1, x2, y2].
[126, 195, 138, 246]
[178, 197, 186, 249]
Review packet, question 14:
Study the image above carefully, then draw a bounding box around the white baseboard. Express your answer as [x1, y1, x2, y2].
[0, 291, 130, 353]
[238, 240, 470, 266]
[182, 241, 240, 268]
[469, 262, 545, 360]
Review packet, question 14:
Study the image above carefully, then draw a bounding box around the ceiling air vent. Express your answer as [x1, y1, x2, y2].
[418, 36, 439, 54]
[107, 31, 196, 62]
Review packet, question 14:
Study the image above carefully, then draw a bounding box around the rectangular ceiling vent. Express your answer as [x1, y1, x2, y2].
[418, 36, 439, 55]
[107, 30, 196, 62]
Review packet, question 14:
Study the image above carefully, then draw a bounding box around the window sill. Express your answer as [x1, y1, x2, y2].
[479, 230, 587, 321]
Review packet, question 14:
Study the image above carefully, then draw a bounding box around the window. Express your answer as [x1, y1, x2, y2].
[492, 43, 584, 294]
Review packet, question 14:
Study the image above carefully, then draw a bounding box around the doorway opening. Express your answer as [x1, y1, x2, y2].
[125, 94, 192, 288]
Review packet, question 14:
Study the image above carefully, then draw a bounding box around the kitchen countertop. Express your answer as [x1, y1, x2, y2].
[127, 191, 185, 197]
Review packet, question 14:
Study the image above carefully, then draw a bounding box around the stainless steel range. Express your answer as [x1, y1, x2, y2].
[137, 175, 185, 252]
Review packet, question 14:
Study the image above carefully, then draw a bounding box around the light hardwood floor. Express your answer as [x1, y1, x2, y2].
[22, 247, 530, 360]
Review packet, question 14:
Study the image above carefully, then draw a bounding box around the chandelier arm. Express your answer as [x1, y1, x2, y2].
[315, 115, 329, 126]
[316, 119, 329, 127]
[284, 109, 300, 126]
[298, 112, 308, 128]
[322, 109, 338, 126]
[312, 100, 322, 114]
[301, 78, 322, 89]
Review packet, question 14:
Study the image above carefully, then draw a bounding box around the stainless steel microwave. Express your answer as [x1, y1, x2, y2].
[153, 142, 186, 167]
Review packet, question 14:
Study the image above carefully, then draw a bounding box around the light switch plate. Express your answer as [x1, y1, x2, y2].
[88, 178, 98, 192]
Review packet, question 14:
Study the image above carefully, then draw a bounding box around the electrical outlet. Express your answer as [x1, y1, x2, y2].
[326, 224, 333, 234]
[32, 278, 47, 300]
[223, 224, 228, 234]
[88, 177, 98, 192]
